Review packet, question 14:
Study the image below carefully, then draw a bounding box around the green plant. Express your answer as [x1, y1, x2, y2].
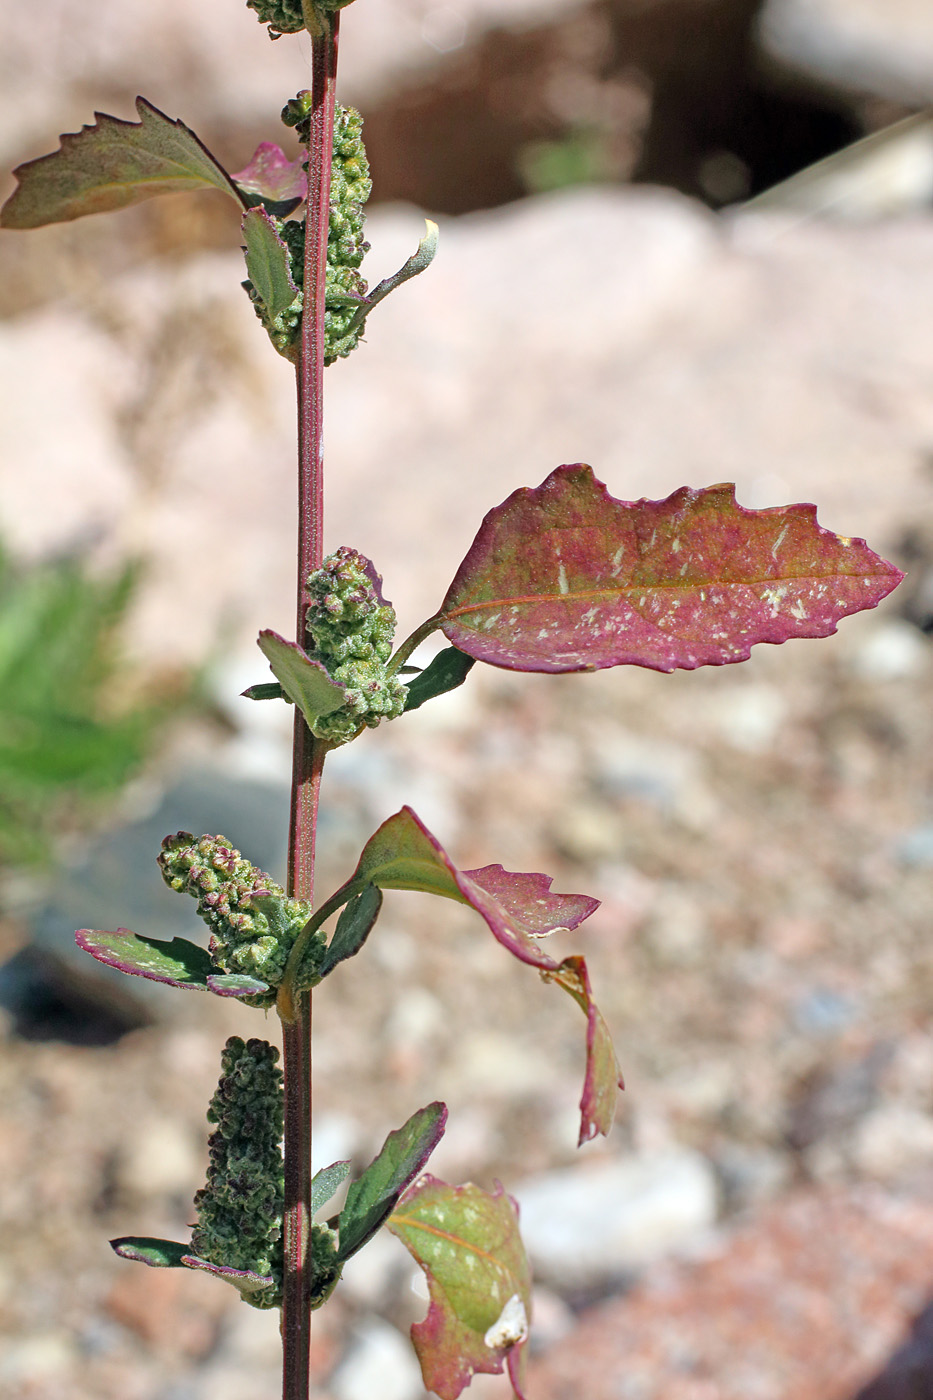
[0, 543, 169, 869]
[1, 3, 904, 1397]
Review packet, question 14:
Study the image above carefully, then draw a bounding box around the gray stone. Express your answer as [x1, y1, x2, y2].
[0, 769, 290, 1038]
[512, 1150, 719, 1289]
[331, 1317, 423, 1400]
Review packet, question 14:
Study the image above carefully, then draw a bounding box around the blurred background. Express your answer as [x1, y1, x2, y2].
[1, 0, 933, 1396]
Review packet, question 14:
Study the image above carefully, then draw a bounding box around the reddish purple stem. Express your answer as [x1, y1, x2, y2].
[282, 15, 340, 1400]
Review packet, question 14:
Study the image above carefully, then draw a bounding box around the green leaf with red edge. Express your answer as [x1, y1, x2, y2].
[1, 98, 242, 229]
[337, 1102, 447, 1262]
[257, 630, 348, 729]
[435, 463, 904, 673]
[329, 807, 621, 1142]
[387, 1175, 531, 1400]
[111, 1238, 274, 1297]
[75, 926, 213, 990]
[232, 142, 307, 205]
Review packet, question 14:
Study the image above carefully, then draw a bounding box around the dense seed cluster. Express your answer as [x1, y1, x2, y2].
[157, 832, 318, 994]
[245, 0, 305, 36]
[190, 1038, 284, 1310]
[245, 103, 371, 365]
[324, 104, 371, 363]
[247, 0, 358, 35]
[311, 1223, 342, 1308]
[304, 547, 407, 743]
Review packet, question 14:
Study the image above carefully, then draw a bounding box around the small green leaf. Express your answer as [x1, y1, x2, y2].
[403, 647, 476, 712]
[387, 1176, 532, 1400]
[206, 973, 271, 998]
[320, 884, 383, 976]
[111, 1236, 190, 1269]
[1, 98, 241, 229]
[112, 1237, 275, 1299]
[242, 207, 300, 323]
[257, 630, 347, 730]
[75, 927, 212, 990]
[242, 681, 288, 702]
[346, 219, 439, 337]
[312, 1160, 351, 1216]
[338, 1102, 447, 1262]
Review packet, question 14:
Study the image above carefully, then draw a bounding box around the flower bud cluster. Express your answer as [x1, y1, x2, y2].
[325, 104, 371, 363]
[158, 833, 317, 993]
[248, 0, 357, 36]
[190, 1037, 284, 1310]
[246, 0, 306, 36]
[305, 547, 407, 743]
[245, 103, 370, 366]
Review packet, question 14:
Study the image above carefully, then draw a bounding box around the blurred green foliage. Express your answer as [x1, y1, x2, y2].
[518, 129, 612, 195]
[0, 543, 172, 867]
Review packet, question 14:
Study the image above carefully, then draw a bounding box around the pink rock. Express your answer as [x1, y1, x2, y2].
[529, 1187, 933, 1400]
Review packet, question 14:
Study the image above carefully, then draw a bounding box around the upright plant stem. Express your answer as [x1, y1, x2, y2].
[282, 15, 340, 1400]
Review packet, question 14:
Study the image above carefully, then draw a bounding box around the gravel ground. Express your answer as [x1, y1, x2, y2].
[1, 594, 932, 1397]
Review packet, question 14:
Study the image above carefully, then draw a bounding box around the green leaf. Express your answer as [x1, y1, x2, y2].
[206, 973, 271, 998]
[111, 1236, 190, 1268]
[242, 206, 300, 322]
[111, 1237, 275, 1298]
[312, 1160, 351, 1217]
[403, 647, 476, 713]
[338, 1102, 447, 1262]
[319, 884, 383, 976]
[387, 1176, 532, 1400]
[75, 927, 212, 991]
[257, 630, 347, 731]
[1, 97, 241, 229]
[241, 681, 288, 702]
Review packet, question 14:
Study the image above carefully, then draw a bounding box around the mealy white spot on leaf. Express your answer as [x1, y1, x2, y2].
[483, 1294, 528, 1350]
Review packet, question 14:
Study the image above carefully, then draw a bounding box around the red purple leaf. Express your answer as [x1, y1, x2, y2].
[232, 141, 307, 204]
[547, 956, 623, 1144]
[1, 98, 241, 229]
[332, 808, 621, 1141]
[339, 806, 598, 959]
[437, 464, 904, 673]
[386, 1176, 531, 1400]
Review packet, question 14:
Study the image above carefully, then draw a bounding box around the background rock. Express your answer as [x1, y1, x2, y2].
[759, 0, 933, 105]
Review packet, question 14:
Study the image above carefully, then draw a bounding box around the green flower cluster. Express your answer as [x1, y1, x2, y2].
[325, 104, 371, 363]
[311, 1223, 342, 1309]
[157, 833, 318, 995]
[245, 103, 371, 366]
[190, 1037, 284, 1310]
[247, 0, 357, 37]
[305, 547, 408, 744]
[246, 0, 305, 35]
